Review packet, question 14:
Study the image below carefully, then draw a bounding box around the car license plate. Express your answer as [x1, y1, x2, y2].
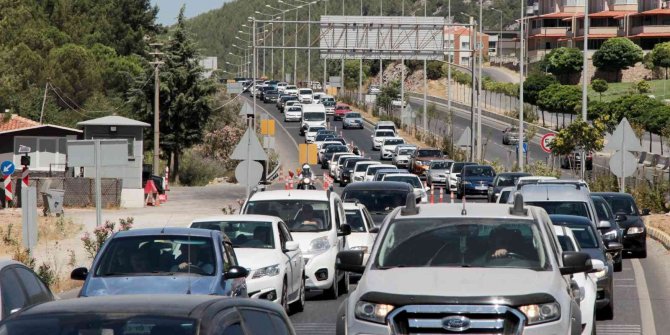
[476, 186, 488, 190]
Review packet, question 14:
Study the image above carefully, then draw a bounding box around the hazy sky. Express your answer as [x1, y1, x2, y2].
[151, 0, 229, 25]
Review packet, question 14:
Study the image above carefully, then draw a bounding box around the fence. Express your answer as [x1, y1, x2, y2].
[1, 177, 122, 208]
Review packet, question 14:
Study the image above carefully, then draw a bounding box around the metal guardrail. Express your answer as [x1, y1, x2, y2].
[265, 160, 281, 183]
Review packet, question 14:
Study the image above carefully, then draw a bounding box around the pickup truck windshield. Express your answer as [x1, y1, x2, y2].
[375, 219, 549, 270]
[525, 201, 590, 220]
[417, 150, 442, 157]
[245, 200, 331, 233]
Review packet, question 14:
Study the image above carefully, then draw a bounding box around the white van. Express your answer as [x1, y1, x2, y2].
[242, 190, 352, 299]
[300, 104, 327, 136]
[298, 88, 314, 103]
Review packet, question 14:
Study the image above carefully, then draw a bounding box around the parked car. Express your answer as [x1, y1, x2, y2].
[190, 215, 305, 313]
[71, 228, 249, 297]
[0, 260, 54, 319]
[425, 159, 454, 187]
[341, 181, 417, 225]
[592, 192, 649, 258]
[561, 151, 593, 170]
[334, 104, 352, 120]
[457, 165, 496, 199]
[342, 112, 364, 129]
[409, 148, 444, 177]
[0, 295, 297, 335]
[549, 214, 622, 320]
[487, 172, 531, 202]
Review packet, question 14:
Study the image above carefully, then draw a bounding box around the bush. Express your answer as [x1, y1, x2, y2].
[593, 37, 643, 73]
[636, 80, 651, 94]
[630, 179, 668, 213]
[81, 218, 133, 258]
[178, 150, 225, 186]
[426, 61, 444, 80]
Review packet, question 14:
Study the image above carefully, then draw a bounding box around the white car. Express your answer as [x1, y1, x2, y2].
[298, 88, 314, 103]
[312, 92, 324, 103]
[320, 95, 336, 115]
[305, 125, 327, 143]
[554, 226, 603, 335]
[331, 153, 358, 178]
[371, 130, 396, 150]
[343, 202, 378, 266]
[382, 173, 428, 203]
[352, 161, 380, 183]
[391, 145, 416, 168]
[364, 164, 396, 182]
[516, 176, 558, 188]
[380, 137, 406, 160]
[285, 85, 298, 96]
[243, 190, 352, 299]
[283, 100, 301, 113]
[277, 82, 288, 93]
[284, 105, 302, 122]
[190, 215, 305, 312]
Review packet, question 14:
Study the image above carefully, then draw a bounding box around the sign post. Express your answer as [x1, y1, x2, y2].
[230, 127, 269, 197]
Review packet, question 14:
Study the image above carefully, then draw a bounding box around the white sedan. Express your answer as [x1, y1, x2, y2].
[343, 202, 378, 266]
[370, 130, 396, 150]
[382, 173, 428, 203]
[190, 215, 305, 313]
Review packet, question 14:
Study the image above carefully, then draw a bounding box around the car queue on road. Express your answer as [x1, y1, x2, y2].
[0, 79, 654, 335]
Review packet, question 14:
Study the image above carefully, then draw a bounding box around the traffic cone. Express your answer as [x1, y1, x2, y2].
[451, 191, 455, 203]
[439, 188, 444, 203]
[430, 188, 434, 204]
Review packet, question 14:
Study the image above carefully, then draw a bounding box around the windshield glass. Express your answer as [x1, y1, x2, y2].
[452, 162, 475, 173]
[287, 107, 302, 112]
[375, 219, 548, 270]
[564, 225, 598, 249]
[384, 175, 421, 188]
[378, 125, 395, 131]
[367, 166, 394, 176]
[304, 113, 325, 121]
[557, 235, 576, 252]
[464, 166, 495, 177]
[191, 221, 275, 249]
[326, 146, 348, 153]
[268, 90, 278, 94]
[496, 174, 522, 187]
[345, 209, 368, 232]
[498, 190, 511, 203]
[245, 200, 331, 232]
[299, 89, 312, 95]
[375, 131, 394, 137]
[355, 163, 377, 172]
[417, 150, 442, 157]
[526, 201, 590, 218]
[346, 113, 361, 118]
[384, 139, 404, 145]
[95, 236, 216, 277]
[601, 195, 638, 215]
[430, 161, 452, 170]
[323, 100, 335, 106]
[0, 316, 197, 335]
[592, 198, 613, 221]
[346, 159, 365, 168]
[342, 190, 409, 214]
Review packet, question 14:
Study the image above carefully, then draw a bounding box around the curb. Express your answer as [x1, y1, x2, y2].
[647, 225, 670, 250]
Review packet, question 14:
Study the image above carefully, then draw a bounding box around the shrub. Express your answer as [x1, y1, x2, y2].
[635, 80, 651, 94]
[178, 150, 224, 186]
[81, 218, 134, 258]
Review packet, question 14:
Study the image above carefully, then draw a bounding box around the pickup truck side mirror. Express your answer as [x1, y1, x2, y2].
[598, 220, 612, 229]
[560, 251, 593, 275]
[641, 208, 651, 216]
[338, 224, 352, 237]
[336, 250, 365, 274]
[284, 241, 300, 252]
[71, 267, 89, 281]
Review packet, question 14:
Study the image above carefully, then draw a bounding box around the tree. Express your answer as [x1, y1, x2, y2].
[549, 119, 607, 156]
[536, 84, 582, 127]
[591, 79, 609, 101]
[650, 42, 670, 79]
[592, 38, 643, 77]
[426, 61, 444, 80]
[636, 80, 651, 94]
[132, 6, 216, 181]
[47, 43, 102, 108]
[343, 60, 369, 90]
[543, 47, 583, 83]
[524, 73, 557, 105]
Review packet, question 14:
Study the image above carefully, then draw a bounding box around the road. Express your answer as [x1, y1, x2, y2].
[245, 94, 669, 335]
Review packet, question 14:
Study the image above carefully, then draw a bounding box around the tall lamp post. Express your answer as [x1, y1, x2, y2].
[256, 11, 282, 78]
[580, 0, 590, 179]
[293, 0, 318, 86]
[518, 0, 525, 171]
[278, 1, 303, 83]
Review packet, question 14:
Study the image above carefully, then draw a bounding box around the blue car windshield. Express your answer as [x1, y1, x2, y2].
[95, 236, 216, 277]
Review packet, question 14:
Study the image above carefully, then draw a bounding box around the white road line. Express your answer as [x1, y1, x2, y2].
[631, 258, 657, 335]
[294, 323, 336, 335]
[252, 99, 300, 151]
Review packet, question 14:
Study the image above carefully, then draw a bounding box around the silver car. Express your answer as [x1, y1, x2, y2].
[426, 159, 454, 187]
[342, 112, 363, 129]
[392, 145, 416, 168]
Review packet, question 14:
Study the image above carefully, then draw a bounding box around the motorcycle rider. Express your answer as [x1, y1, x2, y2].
[296, 164, 316, 189]
[298, 164, 312, 179]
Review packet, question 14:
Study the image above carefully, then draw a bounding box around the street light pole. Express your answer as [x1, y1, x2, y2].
[477, 0, 483, 161]
[581, 0, 590, 179]
[149, 43, 164, 176]
[518, 0, 525, 172]
[324, 0, 328, 91]
[447, 0, 453, 154]
[359, 0, 363, 102]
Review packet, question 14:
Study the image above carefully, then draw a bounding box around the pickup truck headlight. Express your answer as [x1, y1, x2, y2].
[355, 301, 394, 324]
[627, 226, 645, 234]
[306, 236, 330, 256]
[252, 264, 280, 279]
[519, 302, 560, 325]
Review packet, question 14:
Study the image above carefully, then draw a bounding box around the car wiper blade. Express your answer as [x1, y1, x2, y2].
[102, 272, 133, 276]
[377, 265, 408, 270]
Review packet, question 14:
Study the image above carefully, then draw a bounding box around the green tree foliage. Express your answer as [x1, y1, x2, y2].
[592, 37, 643, 73]
[549, 119, 607, 156]
[376, 81, 401, 110]
[543, 47, 583, 80]
[591, 79, 608, 101]
[523, 73, 557, 105]
[426, 61, 444, 80]
[131, 7, 216, 180]
[650, 42, 670, 79]
[343, 60, 369, 89]
[636, 80, 651, 94]
[536, 84, 582, 116]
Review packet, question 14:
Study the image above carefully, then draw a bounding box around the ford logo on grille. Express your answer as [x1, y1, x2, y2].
[442, 316, 471, 331]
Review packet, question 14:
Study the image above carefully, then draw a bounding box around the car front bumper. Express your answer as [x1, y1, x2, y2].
[344, 120, 363, 128]
[622, 231, 646, 253]
[285, 114, 301, 121]
[462, 184, 490, 196]
[247, 275, 284, 304]
[381, 151, 394, 159]
[303, 247, 337, 290]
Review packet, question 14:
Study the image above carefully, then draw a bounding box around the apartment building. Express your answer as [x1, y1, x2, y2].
[444, 26, 491, 67]
[527, 0, 670, 62]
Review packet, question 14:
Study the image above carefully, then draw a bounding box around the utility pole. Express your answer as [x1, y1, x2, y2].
[39, 81, 49, 124]
[423, 1, 428, 136]
[477, 0, 483, 161]
[447, 0, 453, 154]
[518, 0, 525, 172]
[324, 0, 328, 91]
[341, 0, 345, 96]
[581, 0, 590, 179]
[359, 0, 363, 102]
[470, 17, 476, 162]
[149, 43, 164, 176]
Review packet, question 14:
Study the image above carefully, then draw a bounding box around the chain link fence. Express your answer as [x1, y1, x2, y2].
[1, 177, 122, 208]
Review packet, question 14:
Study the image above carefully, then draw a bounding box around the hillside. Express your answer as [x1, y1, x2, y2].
[186, 0, 520, 80]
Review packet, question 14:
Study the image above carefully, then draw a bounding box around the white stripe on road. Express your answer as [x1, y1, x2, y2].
[294, 323, 336, 335]
[597, 324, 641, 334]
[631, 258, 657, 335]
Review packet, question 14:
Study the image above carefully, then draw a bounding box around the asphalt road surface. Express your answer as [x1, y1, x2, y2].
[245, 94, 669, 335]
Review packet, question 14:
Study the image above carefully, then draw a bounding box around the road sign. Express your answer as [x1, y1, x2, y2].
[540, 133, 556, 153]
[299, 144, 318, 165]
[260, 119, 275, 136]
[231, 128, 269, 161]
[516, 142, 528, 154]
[18, 145, 31, 153]
[602, 117, 643, 154]
[226, 82, 243, 94]
[609, 151, 637, 178]
[1, 161, 15, 176]
[235, 160, 264, 187]
[239, 102, 254, 117]
[456, 127, 472, 147]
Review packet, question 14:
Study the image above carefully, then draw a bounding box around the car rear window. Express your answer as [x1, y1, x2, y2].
[417, 150, 442, 157]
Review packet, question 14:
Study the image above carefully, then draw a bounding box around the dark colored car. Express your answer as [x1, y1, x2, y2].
[592, 192, 649, 258]
[0, 295, 297, 335]
[339, 157, 368, 186]
[409, 148, 444, 176]
[277, 95, 298, 111]
[257, 86, 273, 100]
[71, 228, 249, 297]
[549, 214, 622, 320]
[0, 260, 54, 320]
[341, 181, 416, 226]
[591, 195, 624, 271]
[263, 90, 280, 103]
[321, 145, 350, 168]
[561, 151, 593, 170]
[487, 172, 531, 202]
[457, 165, 496, 199]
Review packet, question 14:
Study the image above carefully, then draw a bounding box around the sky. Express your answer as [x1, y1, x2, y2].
[151, 0, 229, 25]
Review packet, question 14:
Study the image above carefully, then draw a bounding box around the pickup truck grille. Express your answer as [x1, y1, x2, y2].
[388, 305, 525, 335]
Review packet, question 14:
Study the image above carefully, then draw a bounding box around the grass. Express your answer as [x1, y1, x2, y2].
[588, 79, 670, 102]
[646, 214, 670, 238]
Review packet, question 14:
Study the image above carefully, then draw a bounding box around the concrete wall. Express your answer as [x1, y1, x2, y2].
[82, 125, 144, 189]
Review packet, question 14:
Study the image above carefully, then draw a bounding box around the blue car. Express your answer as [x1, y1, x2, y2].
[457, 165, 496, 199]
[71, 228, 248, 297]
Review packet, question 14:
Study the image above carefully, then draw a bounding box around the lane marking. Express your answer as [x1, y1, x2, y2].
[631, 258, 657, 335]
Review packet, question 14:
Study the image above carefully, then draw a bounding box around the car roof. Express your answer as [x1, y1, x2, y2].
[368, 164, 396, 169]
[497, 172, 532, 177]
[394, 203, 536, 220]
[249, 190, 330, 201]
[376, 121, 395, 126]
[343, 181, 413, 191]
[354, 160, 380, 165]
[519, 184, 591, 202]
[114, 227, 215, 238]
[518, 176, 557, 182]
[376, 168, 403, 173]
[384, 173, 420, 179]
[191, 215, 280, 224]
[383, 137, 404, 141]
[548, 214, 593, 225]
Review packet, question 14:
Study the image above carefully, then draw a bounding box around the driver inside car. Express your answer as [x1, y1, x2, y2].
[294, 204, 323, 229]
[172, 244, 214, 274]
[471, 227, 521, 264]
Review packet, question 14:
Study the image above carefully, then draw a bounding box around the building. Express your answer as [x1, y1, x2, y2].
[444, 26, 492, 67]
[0, 114, 81, 172]
[199, 56, 218, 78]
[527, 0, 670, 62]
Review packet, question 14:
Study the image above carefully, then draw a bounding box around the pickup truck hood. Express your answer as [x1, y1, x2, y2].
[360, 267, 558, 299]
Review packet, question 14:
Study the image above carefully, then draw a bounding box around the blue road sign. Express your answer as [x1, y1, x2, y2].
[516, 142, 528, 154]
[1, 161, 15, 176]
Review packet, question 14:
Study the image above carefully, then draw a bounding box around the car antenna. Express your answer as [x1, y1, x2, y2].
[461, 196, 467, 216]
[161, 214, 174, 234]
[186, 232, 192, 295]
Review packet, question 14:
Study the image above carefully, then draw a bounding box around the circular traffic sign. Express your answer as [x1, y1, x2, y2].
[540, 133, 556, 154]
[1, 161, 15, 176]
[235, 160, 264, 187]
